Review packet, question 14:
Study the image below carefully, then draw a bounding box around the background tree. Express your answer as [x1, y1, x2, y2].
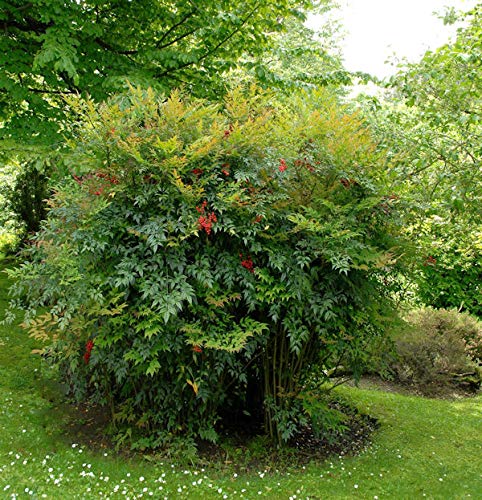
[226, 12, 350, 91]
[358, 5, 481, 315]
[1, 0, 340, 247]
[0, 0, 329, 151]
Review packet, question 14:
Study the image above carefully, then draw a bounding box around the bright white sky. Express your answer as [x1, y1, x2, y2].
[309, 0, 479, 78]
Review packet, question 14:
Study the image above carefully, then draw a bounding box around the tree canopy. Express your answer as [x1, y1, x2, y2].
[357, 5, 481, 315]
[393, 5, 481, 218]
[0, 0, 325, 150]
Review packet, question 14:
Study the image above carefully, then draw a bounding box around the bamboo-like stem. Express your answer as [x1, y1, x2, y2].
[272, 329, 277, 408]
[263, 340, 272, 438]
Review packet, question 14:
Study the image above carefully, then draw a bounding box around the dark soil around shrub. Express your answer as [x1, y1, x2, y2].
[63, 398, 379, 471]
[197, 401, 379, 471]
[59, 373, 479, 471]
[65, 401, 115, 454]
[289, 403, 379, 461]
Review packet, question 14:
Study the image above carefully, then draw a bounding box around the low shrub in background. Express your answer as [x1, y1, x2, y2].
[5, 86, 404, 450]
[391, 307, 482, 393]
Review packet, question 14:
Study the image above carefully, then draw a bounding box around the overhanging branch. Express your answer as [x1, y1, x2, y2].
[156, 2, 262, 79]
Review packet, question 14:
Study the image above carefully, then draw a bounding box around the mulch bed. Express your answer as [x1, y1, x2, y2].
[62, 376, 479, 468]
[62, 397, 379, 470]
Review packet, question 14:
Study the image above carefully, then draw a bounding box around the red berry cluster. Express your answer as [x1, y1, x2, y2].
[196, 201, 217, 235]
[84, 339, 94, 364]
[240, 253, 254, 273]
[192, 345, 203, 353]
[278, 158, 288, 172]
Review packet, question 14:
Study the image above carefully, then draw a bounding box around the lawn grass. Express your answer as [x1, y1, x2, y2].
[0, 259, 481, 499]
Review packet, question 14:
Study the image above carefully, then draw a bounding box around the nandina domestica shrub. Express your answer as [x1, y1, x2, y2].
[6, 87, 404, 448]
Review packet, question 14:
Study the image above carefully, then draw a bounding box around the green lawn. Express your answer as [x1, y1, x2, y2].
[1, 260, 481, 499]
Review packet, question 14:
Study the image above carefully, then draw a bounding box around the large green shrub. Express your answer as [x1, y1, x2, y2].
[392, 308, 482, 392]
[6, 87, 404, 448]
